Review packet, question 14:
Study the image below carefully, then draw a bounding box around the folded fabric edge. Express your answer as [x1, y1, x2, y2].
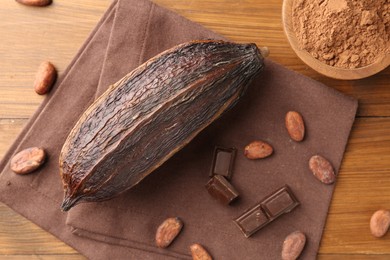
[71, 226, 192, 259]
[0, 0, 118, 173]
[0, 181, 187, 259]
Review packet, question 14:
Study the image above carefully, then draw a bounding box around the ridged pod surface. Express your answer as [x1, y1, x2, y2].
[59, 40, 265, 211]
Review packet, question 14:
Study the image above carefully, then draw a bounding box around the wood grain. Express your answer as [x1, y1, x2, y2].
[0, 0, 389, 259]
[0, 256, 83, 260]
[0, 204, 78, 255]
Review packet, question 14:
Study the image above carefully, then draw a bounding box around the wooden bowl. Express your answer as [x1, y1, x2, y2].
[282, 0, 390, 80]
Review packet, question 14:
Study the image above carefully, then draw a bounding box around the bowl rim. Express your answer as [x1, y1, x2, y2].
[282, 0, 390, 80]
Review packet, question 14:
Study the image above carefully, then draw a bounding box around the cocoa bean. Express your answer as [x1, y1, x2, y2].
[244, 140, 273, 159]
[10, 147, 46, 175]
[15, 0, 52, 7]
[190, 244, 213, 260]
[34, 61, 57, 95]
[285, 111, 305, 142]
[281, 231, 306, 260]
[370, 209, 390, 238]
[155, 217, 183, 248]
[309, 155, 336, 184]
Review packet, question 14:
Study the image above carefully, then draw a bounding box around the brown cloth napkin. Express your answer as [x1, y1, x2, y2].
[0, 0, 358, 259]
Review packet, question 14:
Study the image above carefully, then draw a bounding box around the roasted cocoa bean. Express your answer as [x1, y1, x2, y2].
[244, 140, 273, 159]
[281, 231, 306, 260]
[16, 0, 52, 7]
[285, 111, 305, 142]
[309, 155, 336, 184]
[10, 147, 46, 175]
[190, 244, 213, 260]
[370, 210, 390, 238]
[34, 61, 57, 95]
[155, 217, 183, 248]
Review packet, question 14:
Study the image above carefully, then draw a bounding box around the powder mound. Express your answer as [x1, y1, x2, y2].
[292, 0, 390, 69]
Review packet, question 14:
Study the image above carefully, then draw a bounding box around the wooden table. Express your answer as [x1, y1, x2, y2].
[0, 0, 389, 259]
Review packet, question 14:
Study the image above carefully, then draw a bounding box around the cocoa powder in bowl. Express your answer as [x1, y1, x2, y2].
[292, 0, 390, 69]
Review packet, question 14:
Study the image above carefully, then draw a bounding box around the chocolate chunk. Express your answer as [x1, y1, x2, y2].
[210, 146, 236, 179]
[233, 205, 269, 238]
[234, 185, 299, 237]
[205, 175, 239, 205]
[261, 186, 299, 217]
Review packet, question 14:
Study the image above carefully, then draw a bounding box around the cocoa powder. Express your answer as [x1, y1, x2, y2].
[292, 0, 390, 68]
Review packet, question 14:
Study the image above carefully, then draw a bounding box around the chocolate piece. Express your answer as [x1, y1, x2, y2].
[234, 185, 299, 237]
[233, 205, 269, 238]
[261, 186, 299, 217]
[210, 146, 236, 179]
[205, 175, 239, 205]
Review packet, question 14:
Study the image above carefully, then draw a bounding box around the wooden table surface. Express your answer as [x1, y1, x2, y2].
[0, 0, 389, 259]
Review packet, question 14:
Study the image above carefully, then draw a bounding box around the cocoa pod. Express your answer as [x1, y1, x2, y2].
[244, 140, 273, 159]
[285, 111, 305, 142]
[370, 209, 390, 238]
[10, 147, 46, 175]
[15, 0, 52, 7]
[155, 217, 183, 248]
[190, 244, 213, 260]
[309, 155, 336, 184]
[34, 61, 57, 95]
[59, 40, 265, 211]
[281, 231, 306, 260]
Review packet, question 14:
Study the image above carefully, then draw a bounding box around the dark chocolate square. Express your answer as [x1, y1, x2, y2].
[205, 175, 239, 205]
[233, 205, 269, 238]
[261, 187, 298, 217]
[210, 146, 236, 179]
[234, 185, 299, 237]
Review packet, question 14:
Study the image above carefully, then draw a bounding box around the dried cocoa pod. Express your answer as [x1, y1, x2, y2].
[59, 40, 265, 211]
